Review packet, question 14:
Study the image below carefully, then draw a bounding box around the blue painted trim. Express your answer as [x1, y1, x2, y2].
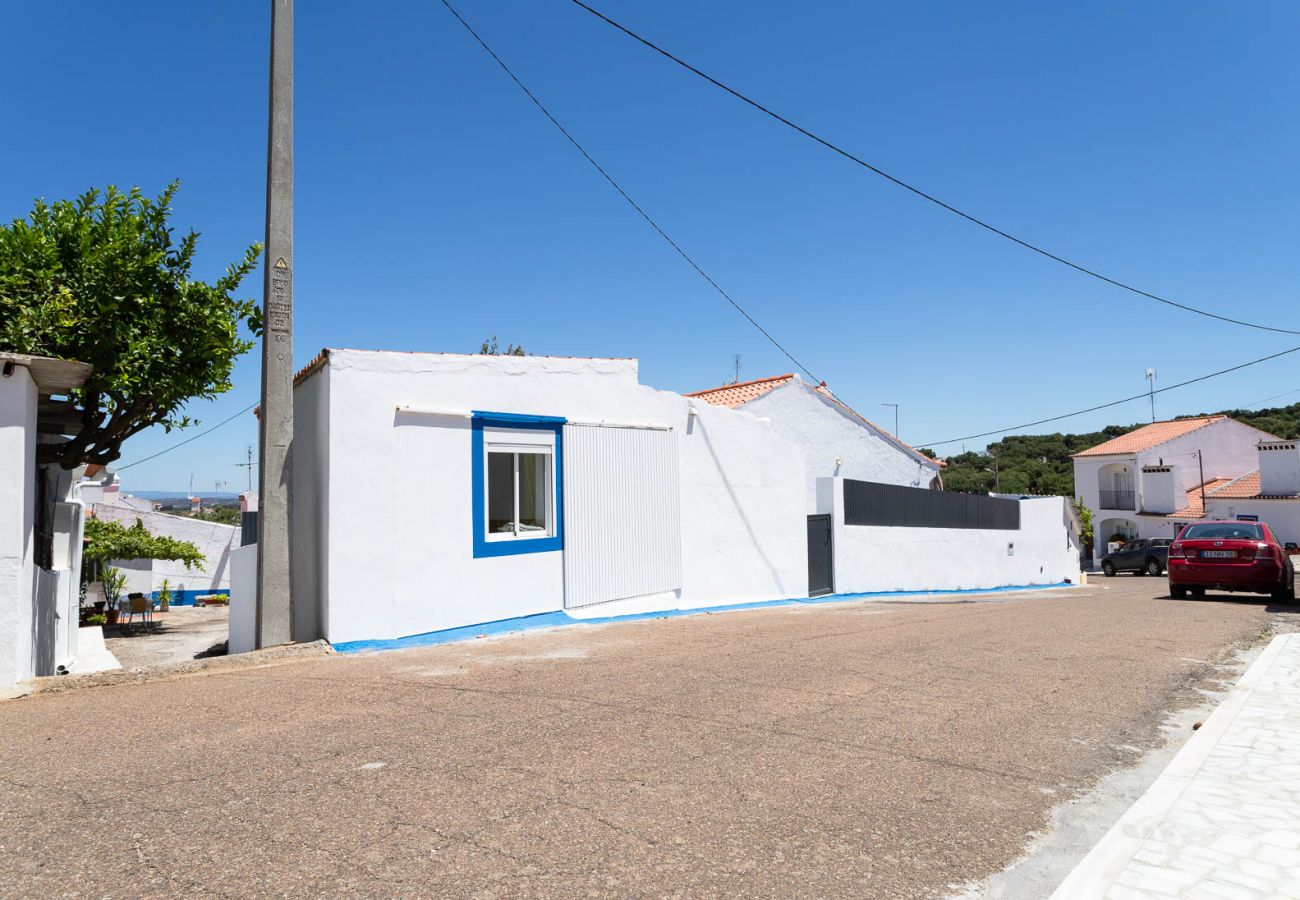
[334, 582, 1073, 654]
[149, 588, 229, 607]
[471, 412, 565, 559]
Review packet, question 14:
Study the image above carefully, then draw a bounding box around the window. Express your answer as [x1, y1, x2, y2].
[472, 412, 564, 558]
[485, 446, 553, 540]
[1180, 522, 1263, 541]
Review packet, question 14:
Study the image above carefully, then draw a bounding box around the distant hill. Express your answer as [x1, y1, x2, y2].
[929, 402, 1300, 498]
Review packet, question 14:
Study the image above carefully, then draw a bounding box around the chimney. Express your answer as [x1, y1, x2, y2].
[1258, 440, 1300, 496]
[1140, 464, 1188, 514]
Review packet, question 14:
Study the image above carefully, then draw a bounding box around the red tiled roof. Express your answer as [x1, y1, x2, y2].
[684, 374, 796, 408]
[1210, 471, 1262, 499]
[686, 374, 941, 469]
[1073, 417, 1229, 457]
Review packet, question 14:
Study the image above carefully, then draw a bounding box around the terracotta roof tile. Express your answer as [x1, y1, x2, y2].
[1073, 417, 1228, 457]
[684, 374, 796, 408]
[1206, 470, 1299, 499]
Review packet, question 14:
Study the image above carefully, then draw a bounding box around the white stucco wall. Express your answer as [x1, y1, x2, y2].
[302, 350, 807, 645]
[228, 543, 257, 654]
[821, 478, 1079, 594]
[0, 367, 38, 685]
[1203, 498, 1300, 547]
[742, 381, 941, 511]
[289, 367, 328, 642]
[92, 504, 240, 599]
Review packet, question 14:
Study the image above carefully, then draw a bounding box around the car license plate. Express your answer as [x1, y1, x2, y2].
[1202, 550, 1235, 558]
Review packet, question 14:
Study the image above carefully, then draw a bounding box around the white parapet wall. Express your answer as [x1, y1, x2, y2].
[820, 478, 1081, 594]
[227, 543, 257, 654]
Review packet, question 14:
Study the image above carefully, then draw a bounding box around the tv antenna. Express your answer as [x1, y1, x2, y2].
[234, 445, 257, 492]
[1146, 368, 1157, 422]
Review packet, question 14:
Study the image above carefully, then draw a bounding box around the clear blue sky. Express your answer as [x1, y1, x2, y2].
[4, 1, 1298, 491]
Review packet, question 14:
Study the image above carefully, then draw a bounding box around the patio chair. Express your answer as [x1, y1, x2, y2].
[125, 594, 153, 633]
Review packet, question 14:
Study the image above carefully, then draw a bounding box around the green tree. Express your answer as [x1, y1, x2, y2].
[84, 517, 205, 569]
[0, 182, 262, 468]
[479, 335, 526, 356]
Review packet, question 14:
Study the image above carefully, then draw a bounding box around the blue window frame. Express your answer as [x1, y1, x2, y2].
[472, 411, 565, 558]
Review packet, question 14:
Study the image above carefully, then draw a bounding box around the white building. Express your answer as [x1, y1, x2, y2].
[1072, 416, 1294, 561]
[0, 352, 94, 686]
[228, 350, 1078, 652]
[686, 373, 943, 509]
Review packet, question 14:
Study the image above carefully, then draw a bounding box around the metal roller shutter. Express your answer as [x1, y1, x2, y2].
[562, 424, 683, 609]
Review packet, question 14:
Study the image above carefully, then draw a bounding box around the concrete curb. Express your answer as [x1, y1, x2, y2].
[15, 639, 334, 699]
[1048, 631, 1299, 898]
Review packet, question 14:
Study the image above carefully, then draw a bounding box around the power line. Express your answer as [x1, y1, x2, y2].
[917, 344, 1300, 448]
[566, 0, 1300, 338]
[115, 402, 259, 471]
[438, 0, 822, 384]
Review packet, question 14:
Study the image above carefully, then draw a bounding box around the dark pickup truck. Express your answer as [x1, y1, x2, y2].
[1101, 538, 1172, 577]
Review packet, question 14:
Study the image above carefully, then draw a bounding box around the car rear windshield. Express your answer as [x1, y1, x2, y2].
[1179, 523, 1263, 541]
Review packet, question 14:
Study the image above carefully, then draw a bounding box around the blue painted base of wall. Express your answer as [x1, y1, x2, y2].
[333, 582, 1072, 655]
[151, 589, 229, 607]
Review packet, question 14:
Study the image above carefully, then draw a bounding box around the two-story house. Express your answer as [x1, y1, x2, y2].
[1072, 415, 1286, 563]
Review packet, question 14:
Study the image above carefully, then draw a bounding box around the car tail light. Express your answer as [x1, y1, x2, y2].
[1255, 542, 1275, 561]
[1169, 543, 1185, 558]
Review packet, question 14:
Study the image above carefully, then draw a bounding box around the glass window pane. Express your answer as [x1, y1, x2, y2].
[487, 452, 514, 534]
[517, 452, 549, 533]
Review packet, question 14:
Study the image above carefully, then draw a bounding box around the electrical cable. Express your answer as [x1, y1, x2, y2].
[115, 402, 259, 471]
[439, 0, 822, 384]
[917, 345, 1300, 447]
[566, 0, 1300, 337]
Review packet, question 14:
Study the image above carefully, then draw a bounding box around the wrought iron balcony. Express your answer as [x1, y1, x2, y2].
[1099, 490, 1135, 510]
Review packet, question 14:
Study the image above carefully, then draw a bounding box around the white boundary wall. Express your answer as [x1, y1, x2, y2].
[819, 478, 1080, 593]
[0, 367, 38, 685]
[91, 504, 240, 600]
[289, 350, 807, 646]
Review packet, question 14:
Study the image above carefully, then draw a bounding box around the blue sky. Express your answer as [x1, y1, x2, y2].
[5, 1, 1298, 490]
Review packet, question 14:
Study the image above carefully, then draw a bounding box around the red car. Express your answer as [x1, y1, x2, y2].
[1167, 521, 1296, 602]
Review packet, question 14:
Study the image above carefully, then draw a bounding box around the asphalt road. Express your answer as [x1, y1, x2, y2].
[2, 579, 1294, 898]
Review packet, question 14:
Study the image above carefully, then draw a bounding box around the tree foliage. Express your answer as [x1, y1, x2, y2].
[939, 402, 1300, 497]
[0, 182, 262, 468]
[84, 517, 205, 569]
[479, 335, 526, 356]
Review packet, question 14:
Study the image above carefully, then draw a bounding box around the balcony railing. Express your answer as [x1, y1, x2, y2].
[1099, 490, 1135, 510]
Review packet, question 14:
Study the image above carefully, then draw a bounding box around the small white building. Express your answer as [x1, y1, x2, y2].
[1072, 415, 1286, 560]
[228, 349, 1078, 652]
[686, 374, 943, 509]
[0, 352, 94, 687]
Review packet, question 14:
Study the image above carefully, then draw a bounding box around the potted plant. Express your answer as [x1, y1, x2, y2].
[158, 578, 172, 613]
[101, 567, 127, 627]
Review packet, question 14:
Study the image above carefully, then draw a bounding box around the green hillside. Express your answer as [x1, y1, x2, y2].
[925, 402, 1300, 497]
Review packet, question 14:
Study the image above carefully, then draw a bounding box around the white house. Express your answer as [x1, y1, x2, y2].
[1072, 415, 1288, 561]
[0, 352, 94, 687]
[685, 373, 943, 510]
[226, 349, 1078, 653]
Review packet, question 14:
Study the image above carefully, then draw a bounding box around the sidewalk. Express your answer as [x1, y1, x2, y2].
[1050, 632, 1300, 899]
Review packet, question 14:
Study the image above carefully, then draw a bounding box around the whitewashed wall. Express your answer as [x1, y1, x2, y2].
[92, 504, 240, 599]
[228, 543, 257, 654]
[0, 367, 37, 686]
[1203, 498, 1300, 546]
[742, 380, 941, 511]
[820, 478, 1080, 593]
[298, 350, 807, 645]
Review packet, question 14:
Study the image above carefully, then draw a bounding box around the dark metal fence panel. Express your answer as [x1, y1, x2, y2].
[843, 479, 1020, 530]
[241, 510, 259, 546]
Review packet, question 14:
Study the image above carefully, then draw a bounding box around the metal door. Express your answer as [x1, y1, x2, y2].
[807, 514, 833, 598]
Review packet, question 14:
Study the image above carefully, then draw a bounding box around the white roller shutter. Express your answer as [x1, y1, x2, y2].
[562, 424, 683, 609]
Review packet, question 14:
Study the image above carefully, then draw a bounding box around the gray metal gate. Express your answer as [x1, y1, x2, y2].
[807, 514, 833, 598]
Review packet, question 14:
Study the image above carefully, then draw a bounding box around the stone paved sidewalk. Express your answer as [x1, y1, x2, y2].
[1050, 632, 1300, 899]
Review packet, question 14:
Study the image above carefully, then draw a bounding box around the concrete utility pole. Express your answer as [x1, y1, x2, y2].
[256, 0, 295, 648]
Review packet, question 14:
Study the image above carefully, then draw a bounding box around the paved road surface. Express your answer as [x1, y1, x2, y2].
[2, 580, 1294, 898]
